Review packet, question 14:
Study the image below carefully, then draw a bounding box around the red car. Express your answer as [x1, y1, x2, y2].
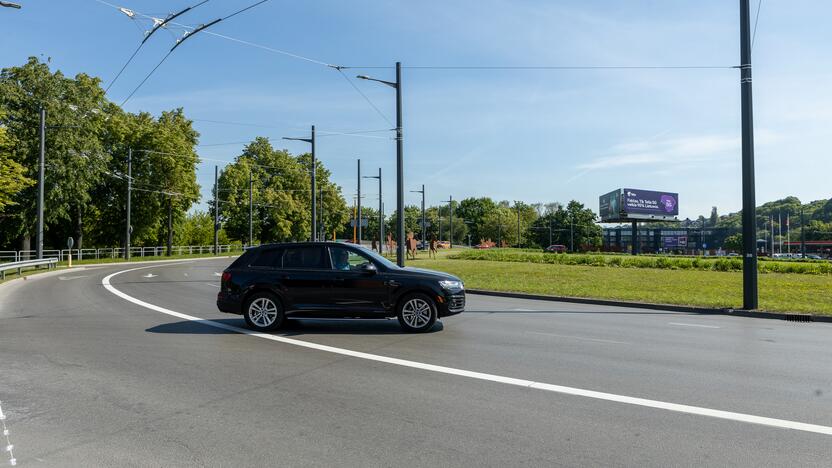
[544, 244, 567, 253]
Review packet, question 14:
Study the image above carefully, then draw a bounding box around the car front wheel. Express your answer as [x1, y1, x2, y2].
[397, 293, 437, 333]
[243, 292, 284, 331]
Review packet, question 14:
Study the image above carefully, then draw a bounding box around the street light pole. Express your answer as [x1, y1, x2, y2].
[249, 169, 253, 246]
[410, 185, 426, 244]
[356, 62, 404, 266]
[363, 169, 383, 251]
[283, 126, 317, 241]
[740, 0, 758, 309]
[213, 165, 219, 254]
[442, 196, 453, 249]
[36, 106, 45, 259]
[357, 158, 362, 244]
[125, 148, 132, 260]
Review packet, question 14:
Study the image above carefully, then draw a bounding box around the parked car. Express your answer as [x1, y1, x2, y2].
[544, 244, 567, 253]
[436, 241, 451, 249]
[217, 242, 465, 333]
[473, 244, 491, 249]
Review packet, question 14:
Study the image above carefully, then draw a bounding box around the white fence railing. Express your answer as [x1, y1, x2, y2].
[0, 245, 242, 264]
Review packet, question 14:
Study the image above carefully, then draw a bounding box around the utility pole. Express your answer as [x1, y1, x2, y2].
[311, 125, 316, 241]
[571, 215, 575, 252]
[36, 106, 45, 259]
[357, 158, 362, 244]
[740, 0, 758, 309]
[125, 149, 132, 260]
[166, 197, 173, 256]
[282, 126, 316, 241]
[378, 169, 383, 251]
[249, 170, 253, 247]
[447, 196, 454, 249]
[800, 208, 806, 257]
[517, 203, 521, 248]
[319, 187, 324, 241]
[410, 185, 426, 245]
[213, 165, 219, 254]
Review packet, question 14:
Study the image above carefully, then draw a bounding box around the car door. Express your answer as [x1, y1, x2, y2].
[327, 246, 390, 313]
[280, 246, 336, 312]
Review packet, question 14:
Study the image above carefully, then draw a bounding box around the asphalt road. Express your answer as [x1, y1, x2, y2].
[1, 257, 831, 467]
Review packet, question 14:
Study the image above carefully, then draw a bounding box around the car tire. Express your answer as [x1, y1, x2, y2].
[243, 292, 284, 331]
[397, 293, 437, 333]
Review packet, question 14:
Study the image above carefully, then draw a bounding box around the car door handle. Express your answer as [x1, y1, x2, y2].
[385, 280, 400, 287]
[334, 277, 345, 283]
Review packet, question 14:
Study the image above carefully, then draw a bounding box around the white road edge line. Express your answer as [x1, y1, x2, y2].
[102, 264, 832, 437]
[668, 322, 721, 329]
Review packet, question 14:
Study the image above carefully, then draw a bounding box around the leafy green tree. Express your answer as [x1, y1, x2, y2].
[214, 139, 348, 244]
[0, 57, 110, 250]
[724, 234, 742, 252]
[0, 112, 34, 211]
[175, 210, 230, 246]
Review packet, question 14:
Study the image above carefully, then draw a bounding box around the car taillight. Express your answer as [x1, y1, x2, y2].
[221, 271, 232, 283]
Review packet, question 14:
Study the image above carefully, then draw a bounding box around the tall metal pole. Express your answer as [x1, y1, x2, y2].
[571, 216, 575, 252]
[319, 187, 324, 241]
[800, 207, 806, 257]
[516, 203, 521, 248]
[449, 196, 453, 249]
[311, 125, 317, 241]
[378, 168, 383, 252]
[357, 158, 362, 244]
[36, 106, 45, 259]
[213, 165, 219, 254]
[395, 61, 405, 266]
[125, 149, 132, 260]
[249, 170, 253, 246]
[421, 184, 426, 244]
[166, 196, 173, 256]
[740, 0, 758, 309]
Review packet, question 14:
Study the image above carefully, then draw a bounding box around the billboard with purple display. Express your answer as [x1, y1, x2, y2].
[599, 188, 679, 222]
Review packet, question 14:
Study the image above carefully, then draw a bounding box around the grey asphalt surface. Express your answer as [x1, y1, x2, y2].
[1, 257, 831, 467]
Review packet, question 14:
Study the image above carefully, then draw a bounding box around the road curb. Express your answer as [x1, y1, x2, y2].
[466, 289, 832, 323]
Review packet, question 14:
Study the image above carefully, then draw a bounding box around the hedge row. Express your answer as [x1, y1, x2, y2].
[449, 250, 832, 275]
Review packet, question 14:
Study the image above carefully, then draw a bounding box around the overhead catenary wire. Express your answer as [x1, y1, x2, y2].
[102, 0, 211, 93]
[336, 68, 394, 127]
[751, 0, 763, 52]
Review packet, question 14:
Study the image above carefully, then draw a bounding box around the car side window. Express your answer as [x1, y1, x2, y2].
[282, 247, 328, 269]
[329, 246, 372, 271]
[250, 248, 283, 268]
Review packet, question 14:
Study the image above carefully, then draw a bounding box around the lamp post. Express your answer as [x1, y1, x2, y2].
[356, 159, 362, 244]
[363, 168, 383, 252]
[283, 125, 317, 241]
[410, 185, 426, 245]
[357, 62, 404, 266]
[441, 196, 453, 249]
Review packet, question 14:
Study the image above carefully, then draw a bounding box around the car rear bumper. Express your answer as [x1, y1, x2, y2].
[216, 292, 242, 315]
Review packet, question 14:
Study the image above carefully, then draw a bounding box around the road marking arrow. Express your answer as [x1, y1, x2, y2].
[58, 275, 89, 281]
[142, 273, 157, 278]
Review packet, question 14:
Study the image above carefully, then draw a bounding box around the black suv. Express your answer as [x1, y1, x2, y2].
[217, 242, 465, 332]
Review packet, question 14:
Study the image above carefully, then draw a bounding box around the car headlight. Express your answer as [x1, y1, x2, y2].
[439, 280, 463, 290]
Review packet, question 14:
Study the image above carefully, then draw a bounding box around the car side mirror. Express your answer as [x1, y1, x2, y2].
[360, 263, 377, 274]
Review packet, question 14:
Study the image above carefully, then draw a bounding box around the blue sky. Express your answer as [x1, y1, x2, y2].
[3, 1, 831, 220]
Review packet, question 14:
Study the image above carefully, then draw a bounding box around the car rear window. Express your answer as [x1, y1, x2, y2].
[282, 247, 328, 269]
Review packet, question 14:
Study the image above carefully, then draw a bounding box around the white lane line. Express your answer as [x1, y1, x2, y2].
[204, 283, 220, 288]
[102, 265, 832, 437]
[526, 331, 630, 345]
[669, 322, 721, 329]
[512, 308, 537, 312]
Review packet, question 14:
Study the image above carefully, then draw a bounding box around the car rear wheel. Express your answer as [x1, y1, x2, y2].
[243, 292, 284, 331]
[397, 293, 437, 333]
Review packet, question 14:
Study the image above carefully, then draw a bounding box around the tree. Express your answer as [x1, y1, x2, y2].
[724, 234, 742, 252]
[709, 206, 718, 227]
[0, 57, 110, 250]
[0, 112, 34, 211]
[454, 197, 497, 242]
[175, 210, 230, 246]
[214, 139, 348, 244]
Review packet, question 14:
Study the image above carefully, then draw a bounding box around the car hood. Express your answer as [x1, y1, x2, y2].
[396, 267, 461, 282]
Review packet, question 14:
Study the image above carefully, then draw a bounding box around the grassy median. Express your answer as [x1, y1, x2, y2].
[407, 250, 832, 315]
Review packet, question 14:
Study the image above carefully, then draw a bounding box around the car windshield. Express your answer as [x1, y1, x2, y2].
[351, 244, 400, 269]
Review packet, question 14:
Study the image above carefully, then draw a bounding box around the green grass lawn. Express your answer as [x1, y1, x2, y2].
[406, 251, 832, 315]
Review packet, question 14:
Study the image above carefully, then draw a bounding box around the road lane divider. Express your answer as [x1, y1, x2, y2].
[102, 264, 832, 437]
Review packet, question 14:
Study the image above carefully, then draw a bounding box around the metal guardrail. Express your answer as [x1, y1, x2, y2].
[0, 257, 58, 280]
[1, 245, 242, 264]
